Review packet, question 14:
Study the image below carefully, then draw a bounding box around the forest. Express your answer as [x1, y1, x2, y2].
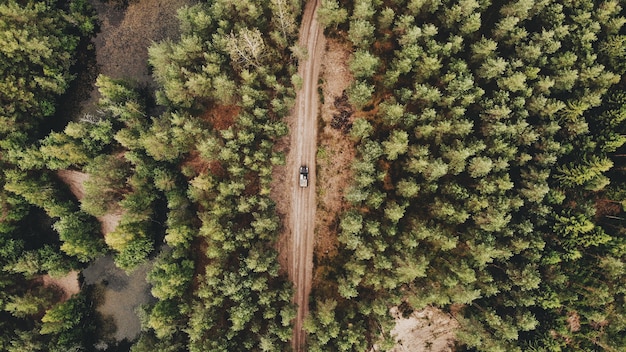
[305, 0, 626, 351]
[0, 0, 625, 351]
[2, 0, 300, 350]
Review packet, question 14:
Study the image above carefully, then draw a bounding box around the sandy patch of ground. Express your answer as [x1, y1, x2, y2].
[41, 270, 81, 302]
[83, 255, 153, 342]
[98, 212, 124, 235]
[315, 38, 355, 259]
[57, 169, 89, 200]
[376, 307, 459, 352]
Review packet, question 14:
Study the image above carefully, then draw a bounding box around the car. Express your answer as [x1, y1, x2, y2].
[299, 166, 309, 187]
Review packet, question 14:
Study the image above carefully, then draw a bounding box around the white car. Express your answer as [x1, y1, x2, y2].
[299, 166, 309, 187]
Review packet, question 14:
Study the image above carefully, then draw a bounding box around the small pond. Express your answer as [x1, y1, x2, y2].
[83, 255, 153, 342]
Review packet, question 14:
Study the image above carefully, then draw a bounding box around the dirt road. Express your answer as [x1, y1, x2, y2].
[287, 0, 325, 350]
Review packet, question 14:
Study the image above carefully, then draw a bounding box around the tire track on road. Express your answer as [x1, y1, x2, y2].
[287, 1, 325, 350]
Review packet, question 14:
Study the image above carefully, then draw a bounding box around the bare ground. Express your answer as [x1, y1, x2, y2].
[92, 0, 193, 84]
[315, 38, 355, 260]
[57, 169, 89, 200]
[41, 270, 81, 302]
[381, 307, 459, 352]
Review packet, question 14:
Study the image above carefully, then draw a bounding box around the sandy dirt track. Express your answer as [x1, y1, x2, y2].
[285, 0, 325, 350]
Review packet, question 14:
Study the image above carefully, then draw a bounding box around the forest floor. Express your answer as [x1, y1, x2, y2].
[382, 307, 459, 352]
[315, 38, 355, 262]
[41, 270, 81, 302]
[82, 0, 193, 113]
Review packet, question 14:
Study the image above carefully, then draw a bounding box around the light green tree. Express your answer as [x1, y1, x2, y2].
[317, 0, 348, 29]
[383, 130, 409, 160]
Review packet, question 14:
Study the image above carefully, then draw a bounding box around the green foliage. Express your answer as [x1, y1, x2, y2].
[0, 1, 100, 351]
[304, 297, 371, 351]
[8, 247, 69, 278]
[269, 0, 300, 48]
[39, 292, 97, 351]
[311, 0, 626, 350]
[39, 118, 115, 170]
[350, 118, 373, 140]
[148, 253, 194, 300]
[3, 170, 104, 262]
[147, 300, 183, 339]
[4, 286, 56, 318]
[4, 170, 75, 218]
[382, 130, 409, 160]
[555, 156, 614, 190]
[39, 132, 91, 170]
[81, 154, 131, 217]
[317, 0, 348, 29]
[0, 0, 94, 133]
[113, 237, 153, 272]
[141, 113, 203, 162]
[149, 4, 231, 108]
[130, 1, 301, 349]
[39, 291, 97, 349]
[348, 19, 376, 49]
[54, 211, 105, 262]
[347, 80, 374, 109]
[96, 74, 144, 122]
